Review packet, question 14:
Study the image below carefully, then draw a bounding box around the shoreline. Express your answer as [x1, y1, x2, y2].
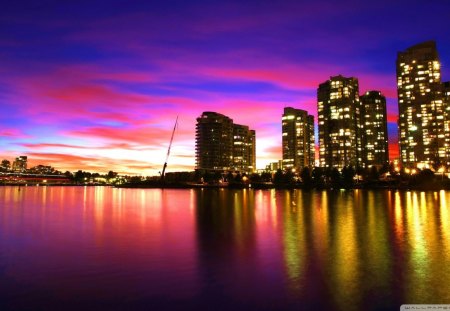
[1, 182, 448, 191]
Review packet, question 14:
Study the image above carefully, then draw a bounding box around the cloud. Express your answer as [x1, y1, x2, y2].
[0, 128, 31, 139]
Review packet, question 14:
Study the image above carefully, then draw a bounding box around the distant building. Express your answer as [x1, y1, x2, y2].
[12, 156, 27, 172]
[282, 107, 315, 170]
[29, 165, 55, 175]
[266, 160, 283, 172]
[232, 124, 256, 173]
[195, 112, 256, 173]
[318, 75, 361, 169]
[360, 91, 389, 167]
[397, 41, 446, 167]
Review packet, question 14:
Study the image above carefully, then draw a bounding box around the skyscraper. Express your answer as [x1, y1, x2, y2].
[318, 75, 361, 169]
[232, 124, 256, 173]
[443, 81, 450, 163]
[397, 41, 445, 167]
[195, 112, 256, 173]
[195, 112, 233, 171]
[282, 107, 315, 170]
[360, 91, 389, 166]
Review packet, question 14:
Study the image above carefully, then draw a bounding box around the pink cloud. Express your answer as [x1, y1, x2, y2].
[0, 128, 31, 139]
[20, 142, 153, 151]
[65, 125, 194, 147]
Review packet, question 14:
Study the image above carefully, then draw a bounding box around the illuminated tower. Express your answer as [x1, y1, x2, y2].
[360, 91, 389, 167]
[232, 124, 256, 173]
[397, 41, 445, 167]
[318, 75, 361, 169]
[195, 112, 233, 171]
[282, 107, 315, 170]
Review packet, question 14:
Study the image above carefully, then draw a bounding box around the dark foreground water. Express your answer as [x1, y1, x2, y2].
[1, 187, 449, 311]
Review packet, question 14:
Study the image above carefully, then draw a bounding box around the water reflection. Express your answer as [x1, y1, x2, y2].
[0, 187, 450, 310]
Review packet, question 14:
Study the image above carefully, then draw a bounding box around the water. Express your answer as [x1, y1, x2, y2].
[0, 187, 449, 311]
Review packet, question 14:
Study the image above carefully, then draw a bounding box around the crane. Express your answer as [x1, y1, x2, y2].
[161, 116, 178, 182]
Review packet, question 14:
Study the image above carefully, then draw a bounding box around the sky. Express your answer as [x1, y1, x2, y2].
[1, 0, 450, 175]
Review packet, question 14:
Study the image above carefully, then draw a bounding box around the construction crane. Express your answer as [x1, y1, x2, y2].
[161, 116, 178, 182]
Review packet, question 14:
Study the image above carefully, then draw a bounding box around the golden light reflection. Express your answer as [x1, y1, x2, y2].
[282, 190, 306, 293]
[233, 191, 245, 250]
[311, 191, 329, 266]
[394, 191, 404, 241]
[440, 191, 449, 251]
[94, 186, 105, 223]
[330, 194, 360, 311]
[405, 191, 430, 302]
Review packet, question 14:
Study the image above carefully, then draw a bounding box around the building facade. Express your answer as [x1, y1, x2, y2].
[195, 112, 233, 171]
[318, 75, 362, 169]
[360, 91, 389, 167]
[444, 81, 450, 165]
[282, 107, 315, 170]
[232, 124, 256, 173]
[195, 112, 256, 173]
[397, 41, 446, 167]
[12, 156, 27, 172]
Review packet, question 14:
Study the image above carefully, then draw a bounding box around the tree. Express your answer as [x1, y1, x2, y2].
[261, 172, 272, 182]
[64, 171, 74, 180]
[312, 167, 325, 187]
[107, 171, 118, 179]
[300, 167, 312, 188]
[74, 170, 84, 182]
[342, 166, 355, 188]
[1, 159, 11, 171]
[368, 166, 379, 181]
[273, 169, 284, 185]
[330, 168, 341, 187]
[249, 173, 262, 183]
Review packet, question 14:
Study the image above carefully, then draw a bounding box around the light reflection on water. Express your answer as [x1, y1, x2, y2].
[0, 186, 450, 311]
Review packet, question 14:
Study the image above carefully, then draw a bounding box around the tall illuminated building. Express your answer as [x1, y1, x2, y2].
[397, 41, 445, 167]
[282, 107, 314, 170]
[12, 156, 27, 172]
[232, 124, 256, 173]
[444, 81, 450, 162]
[196, 112, 233, 171]
[360, 91, 389, 166]
[195, 112, 256, 173]
[318, 75, 361, 169]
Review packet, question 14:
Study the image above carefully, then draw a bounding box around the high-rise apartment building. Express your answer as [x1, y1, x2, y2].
[12, 156, 27, 172]
[318, 75, 361, 169]
[195, 112, 256, 173]
[232, 124, 256, 173]
[444, 81, 450, 163]
[397, 41, 446, 167]
[281, 107, 315, 170]
[196, 112, 233, 171]
[360, 91, 389, 166]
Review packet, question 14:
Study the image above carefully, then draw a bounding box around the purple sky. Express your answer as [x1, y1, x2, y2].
[1, 0, 450, 174]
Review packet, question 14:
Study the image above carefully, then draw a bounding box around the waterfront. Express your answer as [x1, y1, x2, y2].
[1, 187, 449, 311]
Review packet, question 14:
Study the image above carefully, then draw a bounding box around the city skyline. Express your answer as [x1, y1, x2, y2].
[1, 1, 450, 174]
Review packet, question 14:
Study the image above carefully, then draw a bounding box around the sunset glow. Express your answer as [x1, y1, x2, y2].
[1, 1, 449, 174]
